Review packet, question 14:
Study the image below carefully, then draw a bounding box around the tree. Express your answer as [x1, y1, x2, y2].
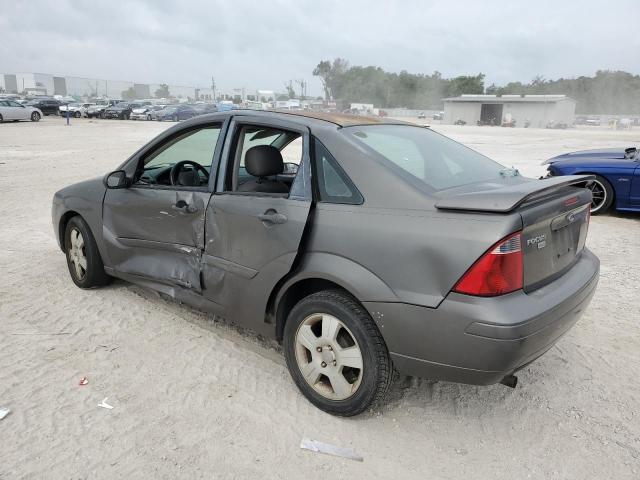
[121, 87, 137, 100]
[154, 84, 170, 98]
[313, 58, 349, 100]
[284, 81, 296, 99]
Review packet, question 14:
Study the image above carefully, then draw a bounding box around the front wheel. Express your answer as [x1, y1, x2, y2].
[64, 216, 111, 289]
[0, 113, 3, 123]
[584, 175, 614, 214]
[31, 112, 41, 122]
[74, 111, 81, 118]
[283, 290, 393, 416]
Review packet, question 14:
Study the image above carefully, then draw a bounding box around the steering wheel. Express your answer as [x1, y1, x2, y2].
[170, 160, 210, 186]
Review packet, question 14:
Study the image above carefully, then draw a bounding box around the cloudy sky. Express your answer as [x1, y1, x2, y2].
[1, 0, 639, 96]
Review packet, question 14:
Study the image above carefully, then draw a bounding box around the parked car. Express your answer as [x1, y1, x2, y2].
[103, 102, 142, 120]
[52, 111, 599, 416]
[543, 146, 639, 214]
[0, 99, 43, 122]
[191, 103, 218, 117]
[130, 105, 165, 121]
[59, 102, 95, 118]
[154, 105, 197, 121]
[85, 100, 118, 118]
[25, 98, 61, 116]
[432, 112, 443, 120]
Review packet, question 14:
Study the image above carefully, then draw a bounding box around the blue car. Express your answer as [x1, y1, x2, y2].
[543, 147, 640, 214]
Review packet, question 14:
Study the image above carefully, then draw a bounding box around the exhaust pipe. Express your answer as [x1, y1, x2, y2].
[500, 374, 518, 388]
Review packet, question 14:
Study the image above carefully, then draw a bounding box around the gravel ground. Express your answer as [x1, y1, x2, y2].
[0, 116, 639, 479]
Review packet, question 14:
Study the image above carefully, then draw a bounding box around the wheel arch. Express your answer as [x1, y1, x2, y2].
[58, 210, 81, 252]
[268, 253, 399, 341]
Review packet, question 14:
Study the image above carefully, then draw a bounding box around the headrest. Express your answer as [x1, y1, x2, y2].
[245, 145, 284, 177]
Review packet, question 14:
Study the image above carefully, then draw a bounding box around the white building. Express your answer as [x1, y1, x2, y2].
[1, 72, 207, 101]
[443, 95, 576, 128]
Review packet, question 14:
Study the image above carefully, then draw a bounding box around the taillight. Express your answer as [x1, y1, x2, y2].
[453, 232, 523, 296]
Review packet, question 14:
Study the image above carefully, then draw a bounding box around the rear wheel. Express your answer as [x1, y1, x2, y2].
[0, 114, 3, 122]
[64, 216, 111, 289]
[584, 175, 614, 214]
[31, 112, 41, 122]
[283, 290, 392, 416]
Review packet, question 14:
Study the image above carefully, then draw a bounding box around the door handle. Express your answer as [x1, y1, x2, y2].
[172, 200, 198, 214]
[258, 211, 288, 225]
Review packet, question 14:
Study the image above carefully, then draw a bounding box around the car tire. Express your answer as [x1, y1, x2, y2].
[100, 112, 105, 119]
[31, 112, 41, 122]
[585, 175, 614, 214]
[283, 290, 393, 416]
[64, 216, 111, 289]
[147, 114, 151, 121]
[0, 113, 3, 123]
[73, 111, 80, 118]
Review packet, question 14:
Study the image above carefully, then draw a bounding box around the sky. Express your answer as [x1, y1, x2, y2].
[1, 0, 639, 97]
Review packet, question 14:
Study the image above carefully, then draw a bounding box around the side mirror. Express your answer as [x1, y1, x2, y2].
[104, 170, 129, 189]
[282, 162, 299, 175]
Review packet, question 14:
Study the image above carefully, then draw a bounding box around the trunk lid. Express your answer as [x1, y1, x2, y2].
[436, 175, 593, 291]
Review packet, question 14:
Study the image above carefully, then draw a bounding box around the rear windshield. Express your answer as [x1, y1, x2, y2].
[346, 125, 507, 191]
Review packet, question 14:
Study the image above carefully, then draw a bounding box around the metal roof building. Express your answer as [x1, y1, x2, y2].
[443, 94, 576, 128]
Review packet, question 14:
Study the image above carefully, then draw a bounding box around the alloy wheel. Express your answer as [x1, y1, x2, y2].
[68, 228, 87, 280]
[294, 313, 364, 400]
[585, 179, 607, 213]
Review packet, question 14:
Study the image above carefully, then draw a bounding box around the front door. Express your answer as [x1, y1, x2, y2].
[202, 117, 312, 331]
[102, 123, 224, 291]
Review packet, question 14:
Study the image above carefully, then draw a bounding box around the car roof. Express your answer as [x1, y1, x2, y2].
[194, 109, 411, 128]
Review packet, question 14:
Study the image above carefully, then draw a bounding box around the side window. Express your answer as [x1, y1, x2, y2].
[227, 125, 302, 195]
[314, 140, 363, 204]
[135, 125, 221, 187]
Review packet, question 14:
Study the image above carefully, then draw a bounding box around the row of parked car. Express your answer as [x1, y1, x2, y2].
[1, 97, 220, 123]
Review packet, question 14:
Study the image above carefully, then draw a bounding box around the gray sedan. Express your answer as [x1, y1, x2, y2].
[52, 110, 599, 416]
[0, 100, 42, 122]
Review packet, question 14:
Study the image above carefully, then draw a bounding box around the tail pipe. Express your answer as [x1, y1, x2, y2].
[500, 374, 518, 388]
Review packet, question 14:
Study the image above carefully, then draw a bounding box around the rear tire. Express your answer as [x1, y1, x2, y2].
[64, 216, 111, 289]
[283, 290, 392, 416]
[0, 114, 3, 123]
[585, 175, 614, 214]
[31, 112, 41, 122]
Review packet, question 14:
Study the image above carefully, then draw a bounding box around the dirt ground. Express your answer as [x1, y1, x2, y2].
[1, 116, 639, 479]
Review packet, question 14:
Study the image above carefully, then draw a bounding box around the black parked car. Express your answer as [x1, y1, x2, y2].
[25, 98, 61, 116]
[104, 102, 144, 120]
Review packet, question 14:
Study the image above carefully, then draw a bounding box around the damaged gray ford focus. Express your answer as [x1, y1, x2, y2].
[52, 110, 599, 416]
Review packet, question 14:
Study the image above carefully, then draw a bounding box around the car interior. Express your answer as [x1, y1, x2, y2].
[134, 124, 301, 193]
[230, 125, 301, 194]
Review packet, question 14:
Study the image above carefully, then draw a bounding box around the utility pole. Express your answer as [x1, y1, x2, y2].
[211, 76, 216, 102]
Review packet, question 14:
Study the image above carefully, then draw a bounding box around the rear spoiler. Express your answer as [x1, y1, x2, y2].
[435, 175, 595, 213]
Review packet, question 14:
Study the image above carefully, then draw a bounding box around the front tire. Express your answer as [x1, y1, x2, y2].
[74, 111, 81, 118]
[585, 175, 614, 214]
[64, 216, 111, 289]
[31, 112, 41, 122]
[283, 290, 392, 416]
[0, 113, 3, 123]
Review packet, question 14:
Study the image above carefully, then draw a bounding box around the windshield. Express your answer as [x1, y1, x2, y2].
[346, 125, 508, 192]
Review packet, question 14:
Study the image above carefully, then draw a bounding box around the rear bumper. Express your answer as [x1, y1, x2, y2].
[364, 249, 599, 385]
